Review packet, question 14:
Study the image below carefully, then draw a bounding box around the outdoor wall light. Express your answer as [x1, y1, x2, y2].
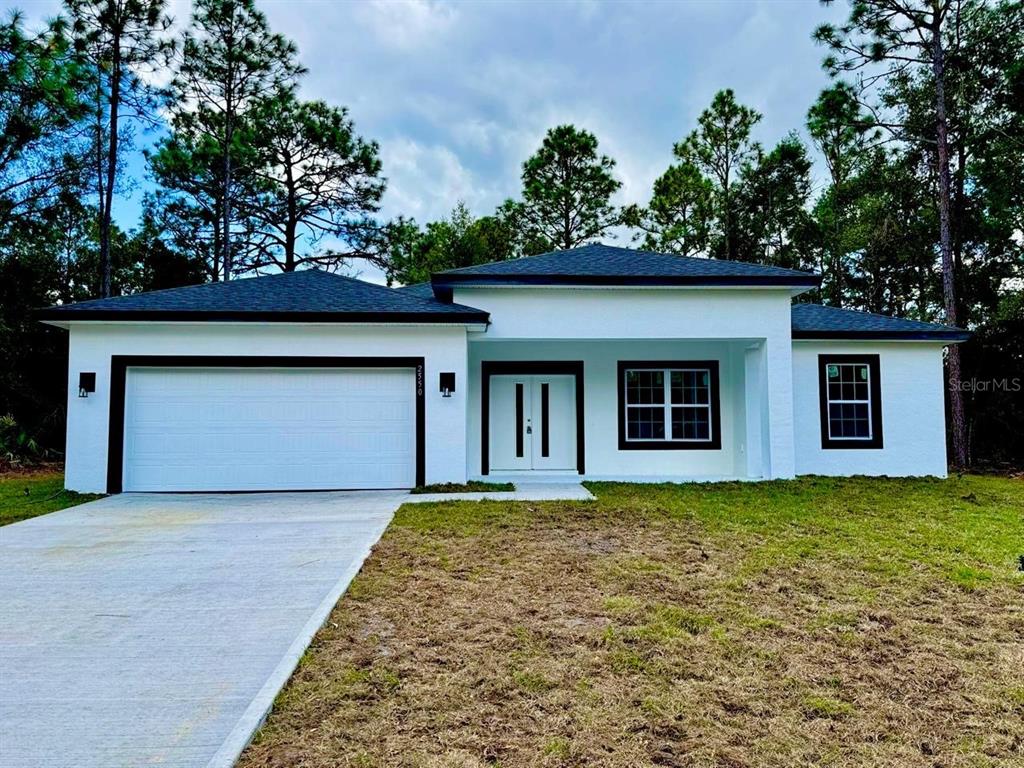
[78, 372, 96, 398]
[439, 372, 455, 398]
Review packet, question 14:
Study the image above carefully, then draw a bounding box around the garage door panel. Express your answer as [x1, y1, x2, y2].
[122, 367, 416, 491]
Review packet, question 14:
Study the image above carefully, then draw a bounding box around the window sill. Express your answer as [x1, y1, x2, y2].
[820, 439, 884, 450]
[619, 439, 723, 451]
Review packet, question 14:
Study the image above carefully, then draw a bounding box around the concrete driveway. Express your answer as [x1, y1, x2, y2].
[0, 491, 400, 768]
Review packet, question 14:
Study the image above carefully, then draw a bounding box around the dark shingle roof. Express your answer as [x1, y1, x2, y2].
[792, 303, 969, 341]
[37, 269, 490, 324]
[431, 244, 820, 288]
[396, 282, 435, 299]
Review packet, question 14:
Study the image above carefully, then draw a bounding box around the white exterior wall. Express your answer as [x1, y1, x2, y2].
[468, 340, 753, 480]
[63, 323, 470, 492]
[792, 341, 949, 477]
[55, 294, 952, 490]
[457, 286, 797, 480]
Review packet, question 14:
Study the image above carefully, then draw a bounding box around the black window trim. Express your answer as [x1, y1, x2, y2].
[617, 360, 722, 451]
[817, 353, 883, 450]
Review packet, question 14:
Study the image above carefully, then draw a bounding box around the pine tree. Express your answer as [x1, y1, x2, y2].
[675, 89, 761, 260]
[816, 0, 974, 466]
[244, 95, 385, 272]
[623, 160, 713, 257]
[171, 0, 304, 279]
[66, 0, 173, 296]
[516, 125, 621, 252]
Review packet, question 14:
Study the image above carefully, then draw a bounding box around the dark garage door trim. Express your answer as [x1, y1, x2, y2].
[107, 355, 426, 493]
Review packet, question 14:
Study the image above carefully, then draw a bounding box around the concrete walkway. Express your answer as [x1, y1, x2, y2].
[0, 491, 399, 768]
[0, 482, 592, 768]
[405, 480, 594, 504]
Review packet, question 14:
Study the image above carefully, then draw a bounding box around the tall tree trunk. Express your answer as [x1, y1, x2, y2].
[830, 174, 845, 308]
[101, 41, 121, 298]
[221, 21, 235, 281]
[284, 159, 297, 271]
[562, 155, 572, 249]
[932, 19, 968, 467]
[212, 213, 222, 282]
[94, 77, 106, 297]
[723, 167, 732, 260]
[222, 127, 232, 279]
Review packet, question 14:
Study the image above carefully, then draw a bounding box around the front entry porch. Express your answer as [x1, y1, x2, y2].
[468, 338, 789, 482]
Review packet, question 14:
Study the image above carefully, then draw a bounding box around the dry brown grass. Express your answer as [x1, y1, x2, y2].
[239, 476, 1024, 768]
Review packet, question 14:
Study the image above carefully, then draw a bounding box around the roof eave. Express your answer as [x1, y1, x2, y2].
[35, 309, 490, 325]
[433, 273, 821, 289]
[792, 330, 970, 342]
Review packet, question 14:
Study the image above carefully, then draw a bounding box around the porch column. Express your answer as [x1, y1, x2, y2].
[743, 344, 768, 478]
[762, 337, 796, 478]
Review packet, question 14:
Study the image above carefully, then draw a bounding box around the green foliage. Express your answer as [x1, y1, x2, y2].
[147, 112, 235, 280]
[410, 480, 515, 495]
[516, 124, 621, 252]
[0, 0, 1020, 469]
[0, 12, 89, 232]
[960, 291, 1024, 467]
[811, 0, 1024, 463]
[1, 212, 76, 453]
[0, 414, 44, 464]
[384, 202, 519, 286]
[805, 83, 880, 307]
[119, 206, 207, 291]
[624, 159, 712, 256]
[801, 694, 854, 720]
[733, 134, 817, 270]
[806, 83, 876, 187]
[638, 92, 815, 271]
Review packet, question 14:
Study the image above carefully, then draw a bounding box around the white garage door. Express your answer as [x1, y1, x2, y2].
[122, 367, 417, 492]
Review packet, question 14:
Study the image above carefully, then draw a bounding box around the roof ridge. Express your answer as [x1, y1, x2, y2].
[43, 268, 333, 311]
[37, 266, 492, 321]
[434, 242, 817, 279]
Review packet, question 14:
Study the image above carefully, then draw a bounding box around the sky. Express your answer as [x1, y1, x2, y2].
[5, 0, 848, 280]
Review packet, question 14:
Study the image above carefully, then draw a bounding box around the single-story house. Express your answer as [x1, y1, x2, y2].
[38, 244, 968, 493]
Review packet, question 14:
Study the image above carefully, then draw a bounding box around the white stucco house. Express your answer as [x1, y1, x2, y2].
[38, 245, 968, 493]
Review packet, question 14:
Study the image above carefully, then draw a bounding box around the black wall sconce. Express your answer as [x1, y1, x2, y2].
[78, 372, 96, 398]
[439, 372, 455, 398]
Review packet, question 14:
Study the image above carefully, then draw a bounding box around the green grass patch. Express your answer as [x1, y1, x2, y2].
[542, 737, 572, 758]
[411, 480, 515, 494]
[801, 694, 855, 720]
[585, 475, 1024, 588]
[0, 470, 103, 526]
[512, 668, 557, 693]
[638, 603, 715, 640]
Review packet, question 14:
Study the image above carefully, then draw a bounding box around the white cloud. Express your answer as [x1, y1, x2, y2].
[2, 0, 852, 234]
[380, 138, 482, 222]
[352, 0, 458, 51]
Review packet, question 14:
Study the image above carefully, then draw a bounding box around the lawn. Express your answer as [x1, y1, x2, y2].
[411, 481, 516, 494]
[0, 468, 103, 526]
[240, 475, 1024, 768]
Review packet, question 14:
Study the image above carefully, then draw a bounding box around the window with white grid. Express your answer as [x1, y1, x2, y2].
[824, 362, 872, 440]
[624, 367, 714, 443]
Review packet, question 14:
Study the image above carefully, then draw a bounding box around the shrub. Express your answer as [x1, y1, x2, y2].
[0, 413, 47, 466]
